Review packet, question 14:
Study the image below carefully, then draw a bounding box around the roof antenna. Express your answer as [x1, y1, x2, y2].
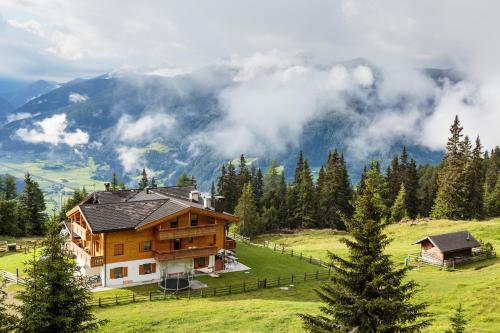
[93, 192, 97, 204]
[467, 232, 470, 241]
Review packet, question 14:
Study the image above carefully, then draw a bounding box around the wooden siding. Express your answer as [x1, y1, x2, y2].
[155, 224, 217, 240]
[154, 246, 218, 260]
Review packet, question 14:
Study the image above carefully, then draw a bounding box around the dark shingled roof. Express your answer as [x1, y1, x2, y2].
[414, 231, 480, 253]
[74, 186, 235, 233]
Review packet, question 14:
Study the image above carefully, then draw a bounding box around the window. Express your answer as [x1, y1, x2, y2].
[190, 213, 198, 227]
[197, 257, 206, 267]
[114, 244, 124, 256]
[174, 238, 181, 250]
[140, 263, 156, 275]
[111, 267, 128, 279]
[187, 237, 193, 243]
[170, 219, 178, 228]
[142, 241, 152, 252]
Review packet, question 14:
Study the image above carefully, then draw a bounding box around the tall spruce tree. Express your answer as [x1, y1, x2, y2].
[262, 160, 281, 210]
[485, 174, 500, 217]
[138, 168, 148, 189]
[252, 167, 264, 213]
[390, 183, 408, 223]
[416, 164, 438, 217]
[224, 162, 239, 213]
[293, 158, 316, 228]
[432, 116, 470, 219]
[466, 137, 484, 219]
[235, 183, 259, 237]
[217, 164, 227, 196]
[0, 198, 19, 235]
[110, 172, 118, 191]
[150, 177, 157, 188]
[0, 282, 16, 333]
[17, 217, 106, 332]
[445, 304, 468, 333]
[17, 173, 46, 235]
[1, 174, 17, 200]
[238, 154, 251, 194]
[301, 161, 430, 332]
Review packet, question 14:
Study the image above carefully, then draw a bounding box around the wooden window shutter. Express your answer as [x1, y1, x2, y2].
[152, 263, 156, 273]
[123, 267, 128, 277]
[139, 264, 144, 275]
[110, 268, 115, 279]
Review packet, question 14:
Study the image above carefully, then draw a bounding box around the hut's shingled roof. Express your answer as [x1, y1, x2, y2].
[414, 231, 480, 253]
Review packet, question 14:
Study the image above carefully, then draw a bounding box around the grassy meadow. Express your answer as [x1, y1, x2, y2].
[1, 219, 499, 332]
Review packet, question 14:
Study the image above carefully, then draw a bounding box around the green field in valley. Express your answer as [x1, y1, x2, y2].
[1, 219, 499, 332]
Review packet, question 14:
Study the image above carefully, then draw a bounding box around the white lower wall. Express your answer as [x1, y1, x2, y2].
[159, 258, 194, 277]
[103, 258, 161, 287]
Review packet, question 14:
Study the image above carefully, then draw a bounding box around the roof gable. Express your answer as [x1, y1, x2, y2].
[414, 231, 480, 253]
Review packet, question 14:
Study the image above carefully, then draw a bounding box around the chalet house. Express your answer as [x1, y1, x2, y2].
[65, 185, 238, 287]
[413, 230, 480, 266]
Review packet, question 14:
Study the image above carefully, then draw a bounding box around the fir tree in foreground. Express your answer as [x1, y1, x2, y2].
[16, 217, 106, 333]
[138, 168, 148, 189]
[300, 161, 431, 332]
[390, 183, 408, 223]
[0, 282, 16, 333]
[17, 173, 46, 235]
[445, 304, 468, 333]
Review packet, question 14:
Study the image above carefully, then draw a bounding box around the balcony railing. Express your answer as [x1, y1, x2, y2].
[155, 224, 217, 240]
[72, 223, 89, 240]
[66, 241, 104, 268]
[154, 246, 218, 261]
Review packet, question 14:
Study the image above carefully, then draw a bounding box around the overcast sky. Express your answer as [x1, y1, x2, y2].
[1, 0, 499, 157]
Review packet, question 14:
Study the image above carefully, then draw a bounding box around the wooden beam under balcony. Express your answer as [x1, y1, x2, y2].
[154, 246, 218, 261]
[155, 224, 217, 240]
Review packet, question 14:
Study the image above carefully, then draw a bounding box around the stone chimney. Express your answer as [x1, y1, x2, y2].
[104, 182, 111, 191]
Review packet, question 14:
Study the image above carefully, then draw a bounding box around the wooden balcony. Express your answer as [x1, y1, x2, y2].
[155, 224, 217, 240]
[72, 223, 89, 240]
[225, 238, 236, 250]
[154, 246, 218, 261]
[66, 241, 104, 268]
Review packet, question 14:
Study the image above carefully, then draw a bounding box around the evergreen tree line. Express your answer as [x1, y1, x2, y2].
[220, 116, 499, 237]
[0, 173, 46, 236]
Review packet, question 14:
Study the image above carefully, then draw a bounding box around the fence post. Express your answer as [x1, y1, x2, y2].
[16, 268, 19, 284]
[243, 281, 246, 292]
[304, 272, 307, 281]
[319, 259, 322, 266]
[229, 285, 232, 295]
[291, 273, 294, 284]
[309, 256, 312, 263]
[291, 249, 293, 257]
[201, 289, 203, 298]
[316, 270, 319, 280]
[149, 291, 152, 301]
[214, 288, 216, 297]
[133, 293, 135, 303]
[115, 295, 118, 305]
[274, 243, 276, 251]
[264, 278, 267, 288]
[99, 297, 101, 307]
[278, 276, 280, 286]
[282, 246, 284, 254]
[328, 267, 331, 276]
[300, 252, 303, 260]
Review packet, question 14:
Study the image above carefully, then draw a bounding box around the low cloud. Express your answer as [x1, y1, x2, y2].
[116, 146, 145, 173]
[15, 113, 89, 146]
[6, 112, 34, 123]
[116, 113, 176, 143]
[68, 92, 88, 103]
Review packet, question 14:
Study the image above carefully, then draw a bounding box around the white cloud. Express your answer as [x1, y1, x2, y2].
[15, 113, 89, 146]
[116, 113, 176, 143]
[352, 65, 374, 86]
[5, 112, 33, 123]
[116, 146, 144, 173]
[68, 92, 88, 103]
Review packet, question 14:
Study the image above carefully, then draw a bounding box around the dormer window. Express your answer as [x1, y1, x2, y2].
[170, 218, 178, 228]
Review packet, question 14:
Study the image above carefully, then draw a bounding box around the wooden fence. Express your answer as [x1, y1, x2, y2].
[228, 232, 330, 269]
[89, 268, 331, 307]
[0, 270, 25, 285]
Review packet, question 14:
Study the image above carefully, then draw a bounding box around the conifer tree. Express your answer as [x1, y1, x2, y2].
[139, 168, 148, 189]
[445, 304, 468, 333]
[294, 158, 316, 228]
[484, 147, 499, 193]
[467, 137, 484, 219]
[17, 173, 46, 235]
[210, 181, 216, 203]
[1, 174, 17, 200]
[225, 162, 239, 213]
[315, 166, 326, 227]
[0, 282, 16, 333]
[0, 198, 19, 235]
[238, 154, 251, 194]
[432, 116, 470, 219]
[386, 156, 401, 205]
[416, 164, 438, 217]
[405, 158, 419, 218]
[301, 161, 430, 332]
[176, 172, 196, 187]
[118, 182, 126, 190]
[217, 164, 227, 196]
[390, 183, 408, 223]
[262, 160, 280, 210]
[235, 183, 259, 237]
[251, 166, 264, 213]
[110, 172, 118, 191]
[485, 174, 500, 217]
[278, 184, 295, 229]
[17, 217, 106, 332]
[150, 177, 158, 188]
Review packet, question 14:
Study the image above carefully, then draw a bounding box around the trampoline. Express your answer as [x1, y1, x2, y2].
[159, 277, 190, 291]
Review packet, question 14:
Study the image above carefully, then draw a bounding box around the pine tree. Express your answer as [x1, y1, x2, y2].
[0, 199, 19, 236]
[210, 181, 216, 202]
[432, 116, 470, 219]
[139, 168, 148, 189]
[252, 166, 264, 213]
[238, 154, 251, 194]
[58, 187, 88, 223]
[386, 156, 401, 205]
[485, 174, 500, 217]
[390, 183, 408, 223]
[118, 182, 126, 190]
[0, 282, 16, 333]
[445, 304, 468, 333]
[110, 172, 118, 191]
[293, 158, 316, 228]
[467, 137, 484, 219]
[150, 177, 158, 188]
[16, 217, 106, 332]
[17, 173, 46, 236]
[225, 162, 239, 213]
[315, 166, 326, 228]
[416, 164, 438, 217]
[262, 160, 280, 210]
[2, 174, 17, 200]
[300, 161, 430, 332]
[217, 164, 227, 195]
[235, 183, 259, 237]
[176, 172, 196, 187]
[485, 147, 499, 193]
[405, 158, 419, 219]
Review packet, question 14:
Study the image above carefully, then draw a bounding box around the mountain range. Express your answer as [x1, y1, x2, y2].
[0, 63, 450, 190]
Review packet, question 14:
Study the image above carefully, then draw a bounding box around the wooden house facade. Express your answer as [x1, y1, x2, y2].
[65, 186, 238, 287]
